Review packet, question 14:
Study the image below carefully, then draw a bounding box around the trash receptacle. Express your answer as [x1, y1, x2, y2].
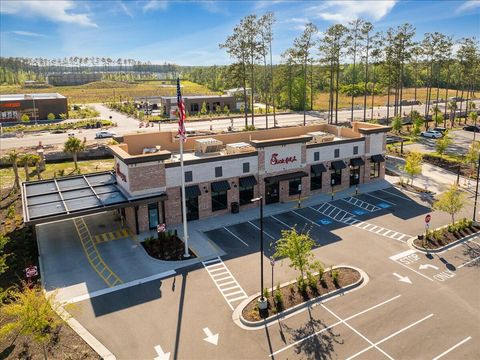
[231, 202, 239, 214]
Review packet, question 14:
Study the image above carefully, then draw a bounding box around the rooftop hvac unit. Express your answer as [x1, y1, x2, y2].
[142, 145, 161, 154]
[226, 142, 254, 154]
[307, 131, 335, 144]
[195, 138, 223, 154]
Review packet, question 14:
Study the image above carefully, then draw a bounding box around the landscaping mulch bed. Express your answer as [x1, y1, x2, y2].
[242, 267, 360, 322]
[396, 182, 434, 194]
[414, 223, 480, 250]
[141, 235, 196, 261]
[422, 154, 475, 179]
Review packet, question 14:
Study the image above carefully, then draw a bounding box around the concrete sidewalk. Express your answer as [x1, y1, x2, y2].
[386, 155, 476, 195]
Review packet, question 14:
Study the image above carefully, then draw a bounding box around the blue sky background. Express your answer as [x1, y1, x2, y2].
[0, 0, 479, 65]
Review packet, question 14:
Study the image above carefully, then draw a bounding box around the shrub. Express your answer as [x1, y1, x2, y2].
[47, 113, 55, 120]
[263, 288, 270, 300]
[243, 124, 256, 131]
[331, 269, 340, 286]
[274, 283, 283, 309]
[21, 114, 30, 122]
[6, 205, 15, 219]
[297, 276, 307, 293]
[307, 272, 318, 292]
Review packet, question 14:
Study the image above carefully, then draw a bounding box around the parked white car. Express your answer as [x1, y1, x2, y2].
[95, 130, 117, 139]
[421, 130, 443, 139]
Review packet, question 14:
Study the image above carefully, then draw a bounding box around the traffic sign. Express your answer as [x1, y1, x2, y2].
[25, 265, 38, 278]
[425, 214, 431, 223]
[157, 223, 166, 233]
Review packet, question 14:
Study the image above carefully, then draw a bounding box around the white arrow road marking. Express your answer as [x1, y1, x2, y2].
[393, 273, 412, 284]
[154, 345, 170, 360]
[419, 264, 439, 270]
[203, 327, 219, 346]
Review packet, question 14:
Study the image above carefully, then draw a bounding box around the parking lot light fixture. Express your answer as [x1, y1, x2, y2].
[473, 152, 480, 222]
[251, 196, 267, 310]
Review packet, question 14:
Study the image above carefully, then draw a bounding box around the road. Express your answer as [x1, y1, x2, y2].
[1, 100, 478, 151]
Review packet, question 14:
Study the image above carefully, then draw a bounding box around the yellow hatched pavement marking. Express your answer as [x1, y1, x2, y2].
[73, 218, 123, 287]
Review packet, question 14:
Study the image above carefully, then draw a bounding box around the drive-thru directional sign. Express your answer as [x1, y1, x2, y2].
[393, 273, 412, 284]
[203, 327, 219, 345]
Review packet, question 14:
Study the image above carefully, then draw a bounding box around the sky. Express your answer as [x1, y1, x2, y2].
[0, 0, 479, 66]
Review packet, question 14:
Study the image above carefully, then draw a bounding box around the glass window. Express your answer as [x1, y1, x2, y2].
[148, 203, 159, 230]
[243, 162, 250, 173]
[314, 152, 319, 161]
[211, 190, 228, 211]
[331, 169, 342, 186]
[190, 103, 199, 112]
[353, 146, 358, 155]
[239, 185, 254, 205]
[215, 166, 222, 178]
[311, 172, 322, 191]
[334, 149, 340, 158]
[185, 171, 192, 182]
[289, 178, 302, 196]
[370, 162, 380, 178]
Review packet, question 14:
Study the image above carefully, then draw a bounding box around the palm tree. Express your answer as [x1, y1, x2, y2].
[7, 150, 20, 189]
[64, 137, 85, 170]
[448, 101, 458, 127]
[31, 154, 42, 180]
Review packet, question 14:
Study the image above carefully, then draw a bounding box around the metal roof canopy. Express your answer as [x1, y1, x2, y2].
[22, 171, 166, 225]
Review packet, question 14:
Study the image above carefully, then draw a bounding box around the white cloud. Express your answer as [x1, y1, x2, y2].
[143, 0, 169, 12]
[0, 0, 98, 27]
[254, 0, 287, 10]
[11, 30, 46, 37]
[456, 0, 480, 13]
[199, 1, 230, 15]
[118, 1, 133, 18]
[311, 0, 397, 23]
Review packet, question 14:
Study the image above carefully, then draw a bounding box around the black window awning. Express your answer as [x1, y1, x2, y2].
[311, 164, 327, 175]
[264, 171, 308, 184]
[350, 157, 365, 167]
[371, 154, 386, 163]
[331, 160, 347, 170]
[185, 185, 201, 198]
[239, 175, 257, 187]
[211, 180, 231, 192]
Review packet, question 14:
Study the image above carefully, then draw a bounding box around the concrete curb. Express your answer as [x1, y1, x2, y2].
[408, 229, 480, 254]
[232, 266, 368, 331]
[55, 305, 116, 360]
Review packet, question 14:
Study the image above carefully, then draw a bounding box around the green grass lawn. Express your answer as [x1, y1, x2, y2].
[0, 158, 114, 189]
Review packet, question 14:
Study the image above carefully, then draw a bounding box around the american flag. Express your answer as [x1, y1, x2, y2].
[177, 78, 186, 142]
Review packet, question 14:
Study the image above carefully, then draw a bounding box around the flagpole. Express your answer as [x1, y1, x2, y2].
[180, 137, 189, 258]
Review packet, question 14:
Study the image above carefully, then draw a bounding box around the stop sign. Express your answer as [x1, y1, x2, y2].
[425, 214, 431, 223]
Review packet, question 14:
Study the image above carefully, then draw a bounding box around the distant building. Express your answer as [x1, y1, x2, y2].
[0, 93, 68, 122]
[159, 95, 236, 118]
[46, 73, 102, 86]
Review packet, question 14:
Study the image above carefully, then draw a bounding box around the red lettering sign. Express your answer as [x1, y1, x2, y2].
[116, 163, 127, 182]
[270, 153, 297, 166]
[0, 102, 21, 108]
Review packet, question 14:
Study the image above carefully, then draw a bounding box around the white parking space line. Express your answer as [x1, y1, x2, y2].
[322, 304, 395, 360]
[247, 221, 276, 240]
[291, 210, 323, 228]
[223, 227, 249, 247]
[379, 188, 414, 202]
[343, 197, 381, 212]
[458, 255, 480, 269]
[432, 336, 472, 360]
[363, 192, 397, 205]
[269, 295, 402, 357]
[270, 215, 293, 229]
[202, 257, 248, 311]
[346, 313, 434, 360]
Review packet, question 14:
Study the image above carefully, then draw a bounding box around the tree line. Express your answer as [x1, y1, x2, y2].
[0, 56, 179, 85]
[184, 13, 479, 127]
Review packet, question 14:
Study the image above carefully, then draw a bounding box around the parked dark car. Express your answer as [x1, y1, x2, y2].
[463, 125, 480, 132]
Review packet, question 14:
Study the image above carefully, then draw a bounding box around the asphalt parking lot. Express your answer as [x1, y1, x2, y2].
[70, 186, 480, 360]
[404, 129, 477, 156]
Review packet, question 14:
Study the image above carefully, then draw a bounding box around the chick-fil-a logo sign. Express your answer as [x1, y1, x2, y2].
[270, 153, 297, 166]
[116, 163, 127, 182]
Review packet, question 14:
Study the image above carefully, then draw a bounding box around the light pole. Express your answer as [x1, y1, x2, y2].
[473, 151, 480, 222]
[252, 196, 267, 310]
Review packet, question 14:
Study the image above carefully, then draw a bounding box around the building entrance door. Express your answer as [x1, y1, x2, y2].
[265, 182, 280, 204]
[350, 166, 360, 186]
[186, 196, 199, 221]
[148, 203, 159, 229]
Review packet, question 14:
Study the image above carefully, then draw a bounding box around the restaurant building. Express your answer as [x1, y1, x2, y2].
[0, 93, 68, 122]
[104, 122, 389, 234]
